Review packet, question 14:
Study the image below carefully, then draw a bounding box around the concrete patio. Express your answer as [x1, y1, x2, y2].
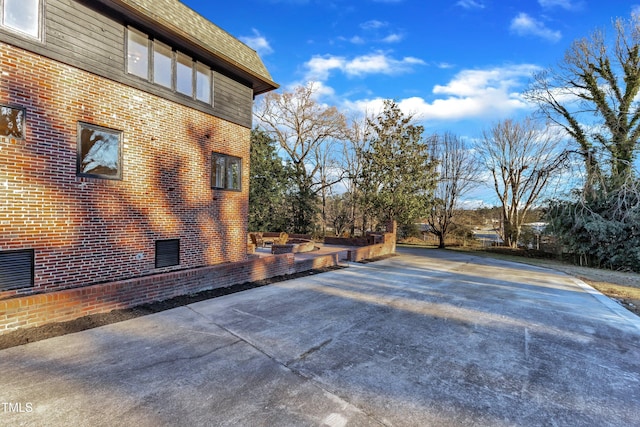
[1, 247, 639, 426]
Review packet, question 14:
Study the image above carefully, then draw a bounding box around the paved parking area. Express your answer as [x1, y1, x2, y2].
[1, 247, 639, 426]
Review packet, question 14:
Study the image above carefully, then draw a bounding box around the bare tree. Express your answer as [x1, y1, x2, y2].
[427, 132, 481, 248]
[479, 118, 564, 248]
[254, 82, 347, 233]
[341, 112, 372, 235]
[525, 16, 640, 190]
[315, 138, 343, 236]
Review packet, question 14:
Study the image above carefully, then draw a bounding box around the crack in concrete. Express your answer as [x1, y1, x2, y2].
[186, 304, 387, 426]
[123, 339, 243, 374]
[287, 338, 332, 366]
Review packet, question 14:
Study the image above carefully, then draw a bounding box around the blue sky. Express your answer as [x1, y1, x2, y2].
[181, 0, 638, 205]
[182, 0, 637, 134]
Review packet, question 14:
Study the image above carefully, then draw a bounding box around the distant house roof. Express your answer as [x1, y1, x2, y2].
[100, 0, 278, 95]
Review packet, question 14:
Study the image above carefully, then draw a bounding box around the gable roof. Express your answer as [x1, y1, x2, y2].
[101, 0, 278, 95]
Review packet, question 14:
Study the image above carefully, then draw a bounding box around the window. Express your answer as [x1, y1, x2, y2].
[176, 52, 193, 96]
[0, 104, 25, 139]
[211, 153, 241, 191]
[126, 28, 213, 105]
[196, 62, 212, 104]
[77, 122, 123, 180]
[1, 0, 40, 39]
[0, 249, 34, 291]
[155, 239, 180, 268]
[127, 28, 149, 79]
[153, 41, 172, 88]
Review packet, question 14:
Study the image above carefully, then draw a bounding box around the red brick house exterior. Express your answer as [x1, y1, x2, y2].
[0, 0, 278, 330]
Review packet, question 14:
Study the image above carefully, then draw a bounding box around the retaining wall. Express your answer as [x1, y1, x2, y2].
[0, 252, 341, 334]
[347, 232, 396, 262]
[1, 221, 397, 335]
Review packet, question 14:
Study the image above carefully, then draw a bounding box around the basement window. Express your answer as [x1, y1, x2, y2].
[0, 249, 34, 291]
[0, 104, 25, 139]
[155, 239, 180, 268]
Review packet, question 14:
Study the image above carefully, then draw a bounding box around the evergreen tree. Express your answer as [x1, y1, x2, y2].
[360, 100, 437, 232]
[248, 128, 292, 232]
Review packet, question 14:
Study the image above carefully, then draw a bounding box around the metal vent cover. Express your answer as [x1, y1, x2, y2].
[0, 249, 34, 291]
[155, 239, 180, 268]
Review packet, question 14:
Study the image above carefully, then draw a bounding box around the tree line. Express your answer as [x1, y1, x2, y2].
[250, 17, 640, 271]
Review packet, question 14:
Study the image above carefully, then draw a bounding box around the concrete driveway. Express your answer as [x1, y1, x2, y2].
[1, 247, 639, 426]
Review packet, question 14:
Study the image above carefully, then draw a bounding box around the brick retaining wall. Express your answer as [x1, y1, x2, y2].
[1, 252, 349, 334]
[347, 232, 396, 262]
[0, 222, 397, 335]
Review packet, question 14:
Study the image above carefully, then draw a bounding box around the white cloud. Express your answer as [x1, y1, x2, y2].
[304, 80, 337, 99]
[342, 64, 540, 122]
[510, 13, 562, 42]
[456, 0, 485, 9]
[239, 29, 273, 56]
[360, 20, 388, 30]
[304, 52, 426, 81]
[633, 5, 640, 17]
[382, 33, 404, 43]
[347, 54, 425, 76]
[538, 0, 581, 10]
[304, 56, 345, 81]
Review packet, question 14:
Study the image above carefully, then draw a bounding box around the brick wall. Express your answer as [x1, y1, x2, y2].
[0, 252, 345, 334]
[347, 234, 395, 262]
[0, 42, 250, 298]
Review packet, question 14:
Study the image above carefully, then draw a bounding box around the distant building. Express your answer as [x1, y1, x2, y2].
[0, 0, 278, 297]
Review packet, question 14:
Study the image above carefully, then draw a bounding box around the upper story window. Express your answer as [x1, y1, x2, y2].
[126, 27, 213, 106]
[196, 62, 212, 104]
[1, 0, 41, 39]
[127, 28, 149, 79]
[176, 52, 193, 96]
[153, 41, 172, 88]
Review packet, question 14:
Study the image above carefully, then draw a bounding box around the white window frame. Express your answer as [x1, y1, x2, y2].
[176, 51, 194, 97]
[196, 62, 212, 104]
[126, 27, 149, 80]
[126, 28, 214, 106]
[153, 40, 173, 88]
[0, 0, 42, 40]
